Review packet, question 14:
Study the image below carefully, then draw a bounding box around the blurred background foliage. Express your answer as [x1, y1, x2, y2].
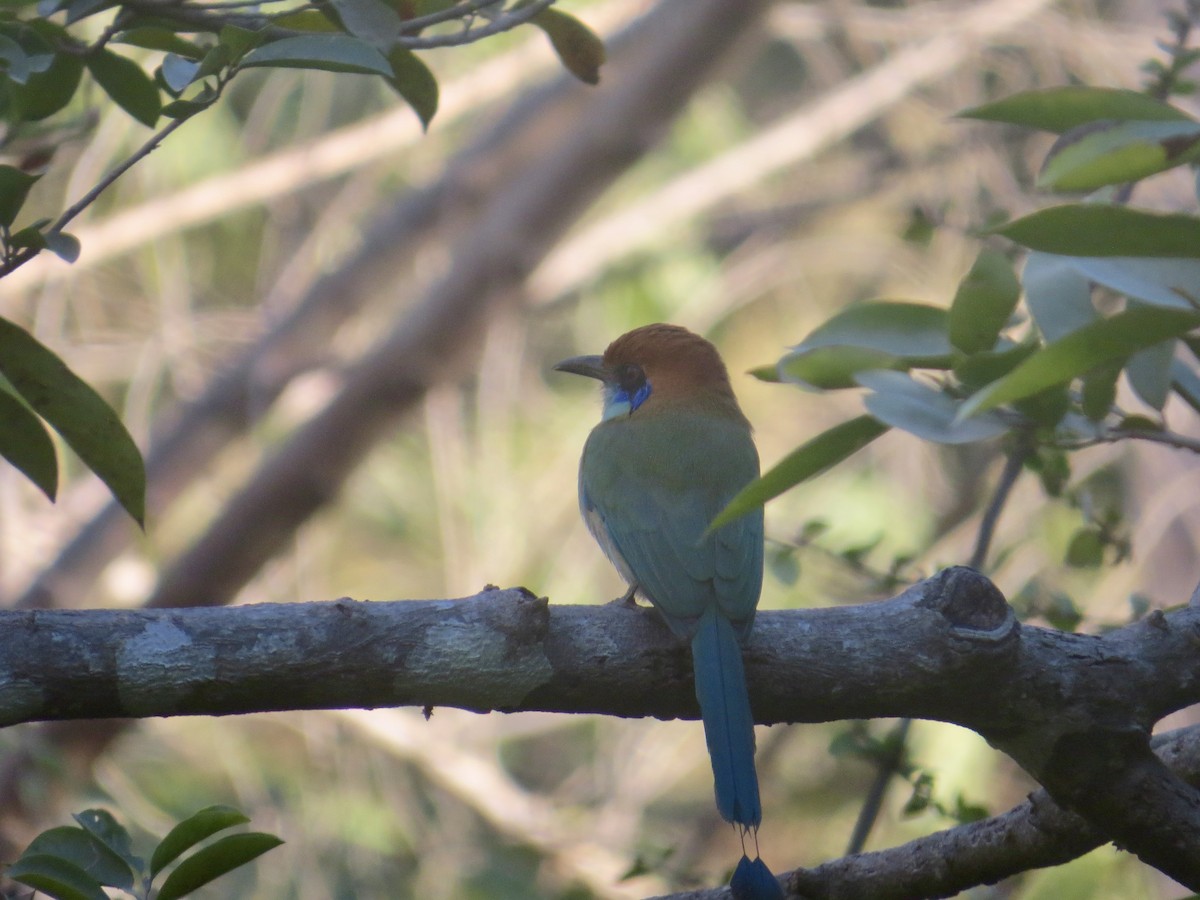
[0, 0, 1197, 897]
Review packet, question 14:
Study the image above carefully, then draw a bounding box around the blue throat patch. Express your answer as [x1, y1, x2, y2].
[602, 380, 651, 420]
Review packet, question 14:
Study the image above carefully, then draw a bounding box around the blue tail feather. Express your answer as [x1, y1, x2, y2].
[690, 607, 761, 829]
[731, 854, 783, 900]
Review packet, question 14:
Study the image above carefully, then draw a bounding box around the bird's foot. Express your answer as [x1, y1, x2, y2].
[607, 584, 639, 607]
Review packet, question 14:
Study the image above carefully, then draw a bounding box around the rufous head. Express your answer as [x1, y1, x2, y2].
[555, 324, 747, 423]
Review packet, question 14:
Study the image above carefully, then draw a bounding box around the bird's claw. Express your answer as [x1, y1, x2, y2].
[608, 584, 639, 607]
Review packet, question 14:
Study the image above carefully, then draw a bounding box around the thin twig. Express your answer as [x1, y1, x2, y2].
[969, 441, 1031, 570]
[185, 0, 309, 8]
[52, 117, 191, 234]
[118, 0, 552, 47]
[845, 717, 911, 855]
[1056, 427, 1200, 456]
[392, 0, 505, 32]
[398, 0, 555, 49]
[0, 113, 199, 279]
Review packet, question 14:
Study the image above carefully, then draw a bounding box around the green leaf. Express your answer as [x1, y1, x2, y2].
[530, 7, 604, 85]
[767, 545, 799, 586]
[709, 415, 889, 530]
[1026, 447, 1070, 497]
[858, 370, 1010, 444]
[779, 301, 952, 388]
[155, 832, 283, 900]
[1043, 591, 1082, 631]
[11, 48, 83, 121]
[1066, 256, 1200, 308]
[1125, 333, 1175, 410]
[1065, 528, 1105, 568]
[948, 248, 1020, 352]
[1022, 252, 1099, 341]
[1081, 360, 1120, 421]
[21, 825, 134, 890]
[240, 34, 392, 76]
[0, 33, 42, 85]
[8, 224, 46, 252]
[161, 97, 214, 119]
[44, 230, 80, 263]
[270, 9, 339, 32]
[1038, 120, 1200, 191]
[160, 53, 201, 94]
[953, 341, 1037, 392]
[1012, 383, 1069, 429]
[86, 48, 161, 126]
[73, 809, 142, 876]
[218, 25, 264, 60]
[790, 301, 951, 357]
[0, 379, 56, 498]
[902, 771, 934, 816]
[150, 806, 251, 878]
[63, 0, 112, 25]
[995, 206, 1200, 258]
[952, 794, 991, 824]
[0, 164, 40, 227]
[958, 305, 1200, 418]
[330, 0, 402, 46]
[387, 46, 437, 129]
[114, 26, 205, 59]
[959, 86, 1193, 134]
[7, 853, 109, 900]
[1171, 358, 1200, 415]
[778, 345, 910, 390]
[0, 317, 144, 524]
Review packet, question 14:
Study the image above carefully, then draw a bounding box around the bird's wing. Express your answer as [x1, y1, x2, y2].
[580, 411, 763, 638]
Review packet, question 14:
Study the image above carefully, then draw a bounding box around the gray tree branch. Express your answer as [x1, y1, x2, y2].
[1, 568, 1198, 891]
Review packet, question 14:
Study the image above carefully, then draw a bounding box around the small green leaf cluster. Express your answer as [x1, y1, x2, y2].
[717, 85, 1200, 529]
[5, 806, 283, 900]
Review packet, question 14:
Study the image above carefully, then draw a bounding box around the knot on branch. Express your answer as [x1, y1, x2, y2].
[486, 587, 551, 647]
[918, 566, 1014, 637]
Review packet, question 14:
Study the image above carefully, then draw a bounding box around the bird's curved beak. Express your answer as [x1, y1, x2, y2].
[553, 354, 608, 381]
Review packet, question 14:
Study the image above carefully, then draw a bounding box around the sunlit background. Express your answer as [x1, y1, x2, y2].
[1, 0, 1197, 896]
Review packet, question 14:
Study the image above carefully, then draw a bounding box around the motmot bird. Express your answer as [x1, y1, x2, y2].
[556, 324, 780, 898]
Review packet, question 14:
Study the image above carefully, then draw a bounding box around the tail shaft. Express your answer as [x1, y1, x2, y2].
[690, 607, 761, 828]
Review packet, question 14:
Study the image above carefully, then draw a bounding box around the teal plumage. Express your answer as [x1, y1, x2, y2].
[556, 324, 780, 898]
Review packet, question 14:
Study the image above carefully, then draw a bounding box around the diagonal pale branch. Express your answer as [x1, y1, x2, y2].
[2, 569, 1200, 890]
[530, 0, 1058, 302]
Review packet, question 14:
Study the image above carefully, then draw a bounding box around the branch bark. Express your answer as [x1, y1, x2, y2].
[2, 568, 1198, 891]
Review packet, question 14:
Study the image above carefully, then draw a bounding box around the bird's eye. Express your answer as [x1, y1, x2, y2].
[615, 363, 646, 395]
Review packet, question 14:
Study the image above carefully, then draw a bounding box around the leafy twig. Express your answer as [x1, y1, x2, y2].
[0, 112, 202, 279]
[1056, 427, 1200, 456]
[969, 440, 1031, 570]
[399, 0, 555, 50]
